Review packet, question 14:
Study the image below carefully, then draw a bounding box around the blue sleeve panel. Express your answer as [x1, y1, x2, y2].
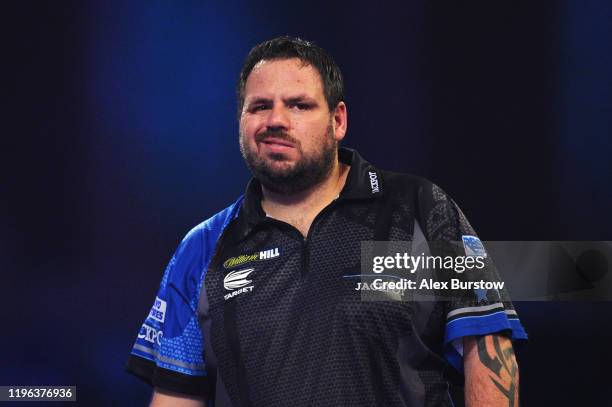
[130, 196, 243, 377]
[443, 311, 528, 373]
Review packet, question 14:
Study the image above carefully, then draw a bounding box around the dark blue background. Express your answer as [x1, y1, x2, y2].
[3, 1, 611, 405]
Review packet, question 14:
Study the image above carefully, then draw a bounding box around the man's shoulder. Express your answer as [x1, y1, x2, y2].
[376, 169, 458, 225]
[378, 169, 440, 198]
[178, 196, 244, 253]
[153, 197, 244, 305]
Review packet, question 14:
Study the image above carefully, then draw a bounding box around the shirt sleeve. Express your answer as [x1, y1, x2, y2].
[125, 227, 211, 398]
[416, 180, 527, 372]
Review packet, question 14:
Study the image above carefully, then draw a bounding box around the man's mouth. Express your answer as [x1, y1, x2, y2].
[260, 137, 296, 148]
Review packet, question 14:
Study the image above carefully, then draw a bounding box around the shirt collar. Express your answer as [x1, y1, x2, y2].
[338, 147, 384, 200]
[235, 147, 384, 239]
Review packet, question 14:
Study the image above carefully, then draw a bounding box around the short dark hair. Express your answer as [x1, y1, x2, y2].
[237, 36, 344, 117]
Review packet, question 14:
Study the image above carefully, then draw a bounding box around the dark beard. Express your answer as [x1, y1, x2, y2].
[240, 124, 337, 194]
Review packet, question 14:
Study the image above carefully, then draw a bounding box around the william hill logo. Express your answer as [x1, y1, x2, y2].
[223, 248, 280, 269]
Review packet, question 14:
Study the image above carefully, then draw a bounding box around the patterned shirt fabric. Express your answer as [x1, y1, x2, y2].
[126, 147, 527, 406]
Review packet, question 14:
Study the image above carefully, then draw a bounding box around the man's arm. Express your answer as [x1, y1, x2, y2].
[463, 334, 520, 407]
[149, 388, 206, 407]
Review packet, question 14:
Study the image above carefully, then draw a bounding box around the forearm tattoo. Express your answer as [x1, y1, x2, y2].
[476, 335, 518, 406]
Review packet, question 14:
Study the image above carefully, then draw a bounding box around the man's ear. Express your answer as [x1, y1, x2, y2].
[332, 101, 347, 142]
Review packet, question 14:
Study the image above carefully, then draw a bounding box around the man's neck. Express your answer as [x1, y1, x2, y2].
[261, 160, 350, 238]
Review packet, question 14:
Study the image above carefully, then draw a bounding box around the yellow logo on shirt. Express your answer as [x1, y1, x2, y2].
[222, 248, 279, 269]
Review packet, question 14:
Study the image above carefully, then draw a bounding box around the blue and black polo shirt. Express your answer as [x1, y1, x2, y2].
[126, 147, 527, 406]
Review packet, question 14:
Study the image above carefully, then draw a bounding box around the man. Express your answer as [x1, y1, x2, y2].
[126, 36, 527, 406]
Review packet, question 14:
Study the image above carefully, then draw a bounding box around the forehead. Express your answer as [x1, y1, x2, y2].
[244, 58, 325, 99]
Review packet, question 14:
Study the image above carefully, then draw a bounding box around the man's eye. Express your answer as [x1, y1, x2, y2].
[292, 103, 312, 110]
[250, 105, 270, 112]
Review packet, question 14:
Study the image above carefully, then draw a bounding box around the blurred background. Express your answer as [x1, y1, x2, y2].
[3, 0, 611, 405]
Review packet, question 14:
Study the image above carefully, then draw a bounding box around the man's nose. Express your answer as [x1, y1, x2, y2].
[266, 104, 290, 130]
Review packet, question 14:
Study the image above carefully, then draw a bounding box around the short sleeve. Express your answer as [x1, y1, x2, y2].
[125, 228, 211, 398]
[416, 180, 527, 372]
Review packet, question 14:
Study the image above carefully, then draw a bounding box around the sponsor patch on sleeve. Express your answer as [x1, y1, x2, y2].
[462, 235, 487, 258]
[148, 296, 167, 323]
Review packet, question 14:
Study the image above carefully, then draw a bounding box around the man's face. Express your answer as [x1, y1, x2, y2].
[239, 58, 345, 194]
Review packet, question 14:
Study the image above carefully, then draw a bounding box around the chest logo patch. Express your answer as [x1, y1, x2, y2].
[224, 268, 254, 290]
[223, 247, 280, 269]
[223, 268, 255, 300]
